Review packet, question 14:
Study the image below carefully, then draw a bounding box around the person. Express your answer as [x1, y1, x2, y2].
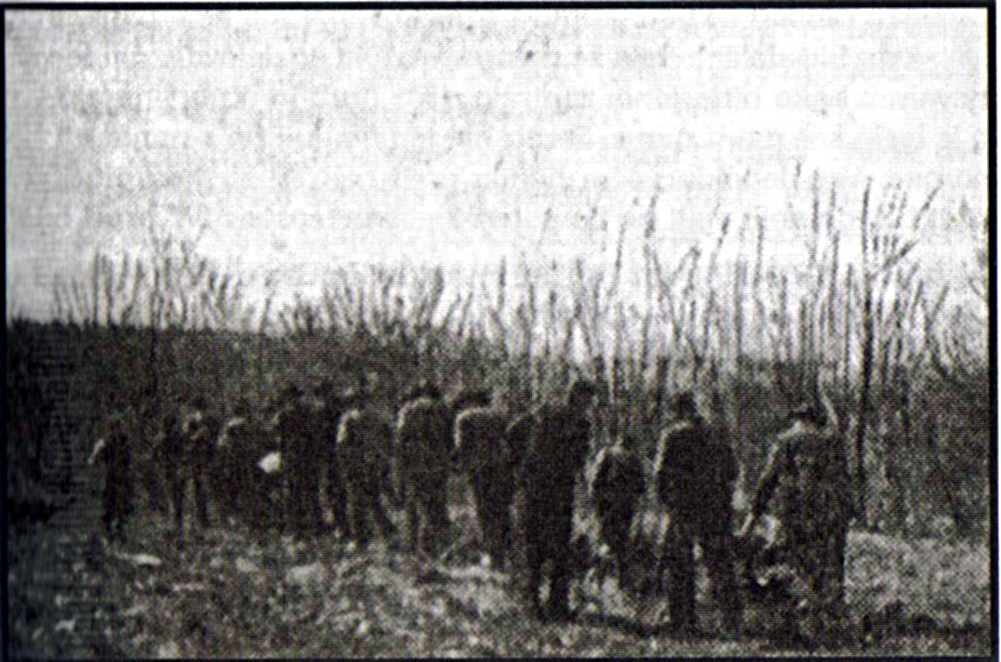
[135, 392, 167, 516]
[90, 407, 135, 541]
[454, 394, 515, 568]
[271, 381, 323, 536]
[216, 397, 264, 525]
[182, 395, 217, 530]
[653, 391, 742, 636]
[591, 434, 648, 590]
[317, 380, 351, 535]
[154, 409, 187, 543]
[508, 378, 597, 622]
[250, 399, 285, 532]
[337, 388, 397, 546]
[739, 400, 851, 636]
[395, 381, 454, 557]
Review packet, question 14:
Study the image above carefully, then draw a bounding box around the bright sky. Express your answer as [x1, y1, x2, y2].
[5, 9, 989, 321]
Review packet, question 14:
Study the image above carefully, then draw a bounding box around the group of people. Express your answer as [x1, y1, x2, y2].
[90, 373, 850, 639]
[590, 390, 849, 641]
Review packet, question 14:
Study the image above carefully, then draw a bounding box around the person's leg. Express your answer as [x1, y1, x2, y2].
[194, 471, 210, 528]
[102, 485, 116, 538]
[664, 522, 697, 632]
[355, 485, 373, 546]
[328, 459, 350, 533]
[427, 475, 451, 555]
[525, 542, 544, 618]
[548, 548, 573, 621]
[483, 501, 508, 568]
[703, 530, 743, 634]
[370, 483, 396, 540]
[496, 500, 513, 568]
[405, 485, 420, 555]
[546, 506, 576, 621]
[521, 496, 547, 617]
[172, 476, 186, 532]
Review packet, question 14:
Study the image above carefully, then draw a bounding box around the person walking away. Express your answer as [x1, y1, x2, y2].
[155, 409, 187, 545]
[271, 382, 323, 536]
[182, 395, 217, 530]
[454, 398, 516, 569]
[591, 434, 648, 590]
[89, 406, 136, 542]
[653, 391, 743, 637]
[395, 382, 454, 558]
[739, 401, 851, 641]
[508, 378, 598, 622]
[337, 388, 397, 546]
[216, 397, 262, 526]
[317, 380, 351, 535]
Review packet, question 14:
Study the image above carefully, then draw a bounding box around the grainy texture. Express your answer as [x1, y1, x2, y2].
[4, 9, 990, 659]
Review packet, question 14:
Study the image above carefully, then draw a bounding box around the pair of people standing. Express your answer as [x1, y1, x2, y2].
[93, 394, 219, 545]
[654, 390, 850, 639]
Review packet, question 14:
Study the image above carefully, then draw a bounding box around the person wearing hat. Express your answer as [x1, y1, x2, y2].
[396, 379, 456, 557]
[508, 377, 598, 622]
[739, 398, 851, 637]
[653, 390, 742, 637]
[271, 380, 323, 536]
[337, 385, 397, 546]
[214, 396, 264, 524]
[590, 433, 648, 591]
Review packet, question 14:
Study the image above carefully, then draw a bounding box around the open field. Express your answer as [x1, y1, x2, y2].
[6, 181, 992, 658]
[6, 10, 992, 658]
[7, 483, 991, 659]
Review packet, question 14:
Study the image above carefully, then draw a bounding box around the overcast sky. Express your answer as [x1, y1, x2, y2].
[5, 9, 988, 320]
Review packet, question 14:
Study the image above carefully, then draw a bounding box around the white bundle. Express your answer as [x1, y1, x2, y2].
[258, 451, 282, 474]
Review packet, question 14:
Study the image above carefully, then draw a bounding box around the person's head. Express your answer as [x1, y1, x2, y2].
[342, 387, 363, 410]
[567, 378, 598, 411]
[282, 380, 303, 403]
[232, 396, 253, 419]
[449, 387, 492, 412]
[406, 379, 442, 403]
[668, 391, 700, 421]
[788, 403, 823, 427]
[315, 378, 335, 399]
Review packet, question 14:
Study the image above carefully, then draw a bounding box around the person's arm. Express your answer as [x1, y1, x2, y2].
[89, 437, 108, 466]
[652, 429, 676, 507]
[738, 439, 783, 537]
[718, 435, 740, 491]
[577, 419, 594, 487]
[819, 380, 839, 437]
[505, 413, 532, 486]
